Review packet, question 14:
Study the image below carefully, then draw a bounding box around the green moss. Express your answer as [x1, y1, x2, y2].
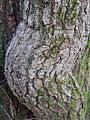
[57, 6, 63, 18]
[87, 34, 90, 48]
[41, 33, 69, 59]
[37, 89, 45, 96]
[28, 55, 35, 66]
[44, 95, 49, 101]
[83, 97, 87, 116]
[42, 40, 46, 45]
[71, 12, 78, 20]
[56, 0, 80, 28]
[69, 100, 77, 110]
[72, 0, 80, 6]
[39, 98, 46, 104]
[50, 44, 58, 55]
[70, 34, 90, 119]
[56, 102, 65, 108]
[40, 51, 46, 58]
[53, 113, 58, 120]
[49, 97, 54, 103]
[70, 111, 78, 120]
[87, 93, 90, 118]
[29, 8, 36, 14]
[35, 23, 41, 30]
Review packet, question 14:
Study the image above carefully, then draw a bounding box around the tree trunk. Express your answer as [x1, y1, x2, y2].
[0, 0, 24, 82]
[5, 0, 90, 120]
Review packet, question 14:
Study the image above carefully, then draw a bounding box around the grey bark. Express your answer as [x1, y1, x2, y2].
[5, 0, 90, 120]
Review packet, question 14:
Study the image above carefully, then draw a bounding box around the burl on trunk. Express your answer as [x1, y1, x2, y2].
[5, 0, 90, 120]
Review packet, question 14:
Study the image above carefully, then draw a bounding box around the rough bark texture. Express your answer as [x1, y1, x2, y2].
[5, 0, 90, 120]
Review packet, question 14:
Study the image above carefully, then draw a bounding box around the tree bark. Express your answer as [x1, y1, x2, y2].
[2, 0, 24, 50]
[5, 0, 90, 120]
[0, 0, 24, 83]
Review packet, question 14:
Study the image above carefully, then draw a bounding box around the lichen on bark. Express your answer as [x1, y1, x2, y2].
[5, 0, 90, 119]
